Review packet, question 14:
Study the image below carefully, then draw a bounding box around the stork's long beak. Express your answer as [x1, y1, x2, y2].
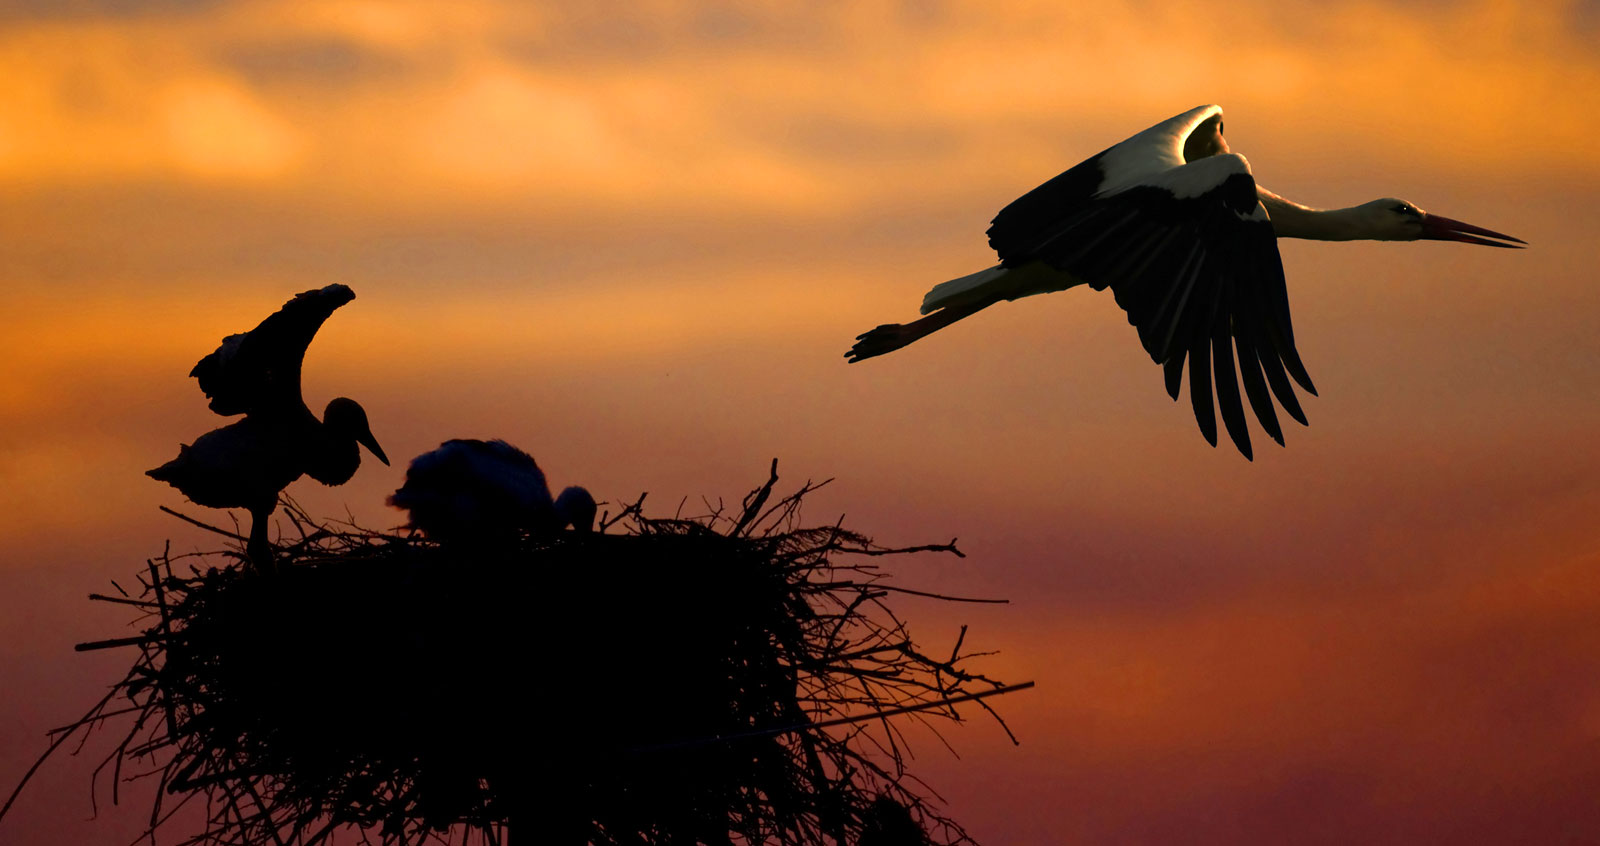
[1421, 214, 1526, 248]
[359, 428, 390, 466]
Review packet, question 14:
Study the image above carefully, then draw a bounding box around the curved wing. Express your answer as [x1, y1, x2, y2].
[987, 151, 1110, 263]
[190, 284, 356, 417]
[987, 105, 1223, 264]
[997, 153, 1315, 459]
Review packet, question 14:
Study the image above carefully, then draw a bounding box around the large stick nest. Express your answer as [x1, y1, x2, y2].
[11, 463, 1029, 846]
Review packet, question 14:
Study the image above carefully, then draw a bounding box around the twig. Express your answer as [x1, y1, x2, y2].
[637, 682, 1035, 753]
[88, 593, 160, 609]
[838, 583, 1008, 604]
[75, 634, 163, 652]
[158, 506, 245, 542]
[731, 458, 781, 538]
[0, 686, 120, 823]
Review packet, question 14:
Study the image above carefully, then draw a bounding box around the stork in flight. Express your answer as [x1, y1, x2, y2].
[845, 105, 1524, 458]
[388, 439, 597, 545]
[147, 285, 389, 569]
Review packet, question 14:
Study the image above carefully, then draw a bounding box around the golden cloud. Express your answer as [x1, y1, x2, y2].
[0, 0, 1593, 210]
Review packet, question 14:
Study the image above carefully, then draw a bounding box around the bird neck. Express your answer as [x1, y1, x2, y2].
[304, 429, 361, 486]
[1257, 187, 1369, 241]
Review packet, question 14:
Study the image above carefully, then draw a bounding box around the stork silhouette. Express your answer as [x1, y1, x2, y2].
[148, 285, 388, 569]
[847, 105, 1525, 458]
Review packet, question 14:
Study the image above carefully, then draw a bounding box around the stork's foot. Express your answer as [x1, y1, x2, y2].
[845, 323, 915, 363]
[846, 299, 998, 363]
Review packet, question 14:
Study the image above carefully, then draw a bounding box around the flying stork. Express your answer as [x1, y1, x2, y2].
[387, 438, 597, 544]
[845, 105, 1524, 458]
[147, 284, 389, 569]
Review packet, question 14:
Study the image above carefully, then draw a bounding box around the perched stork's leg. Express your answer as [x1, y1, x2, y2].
[845, 295, 1003, 363]
[245, 501, 276, 573]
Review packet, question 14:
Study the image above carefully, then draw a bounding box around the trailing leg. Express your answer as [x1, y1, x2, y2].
[845, 296, 1002, 363]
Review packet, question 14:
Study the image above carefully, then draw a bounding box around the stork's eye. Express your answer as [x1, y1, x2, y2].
[1392, 204, 1412, 214]
[1218, 121, 1224, 134]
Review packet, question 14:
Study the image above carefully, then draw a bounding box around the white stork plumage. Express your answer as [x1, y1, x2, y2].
[387, 439, 597, 544]
[147, 285, 389, 568]
[846, 105, 1524, 458]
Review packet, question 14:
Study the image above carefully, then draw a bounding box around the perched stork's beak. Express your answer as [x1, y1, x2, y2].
[1421, 214, 1526, 248]
[359, 428, 390, 466]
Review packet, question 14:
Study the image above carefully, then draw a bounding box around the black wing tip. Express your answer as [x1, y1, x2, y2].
[1284, 359, 1318, 396]
[313, 283, 357, 303]
[285, 283, 356, 313]
[1162, 353, 1185, 400]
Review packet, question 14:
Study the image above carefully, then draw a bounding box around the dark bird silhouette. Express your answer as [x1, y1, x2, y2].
[846, 104, 1525, 459]
[387, 438, 596, 544]
[147, 285, 388, 568]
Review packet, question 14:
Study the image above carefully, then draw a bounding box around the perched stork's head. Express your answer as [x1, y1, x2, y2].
[554, 485, 598, 533]
[1360, 198, 1525, 246]
[323, 397, 390, 465]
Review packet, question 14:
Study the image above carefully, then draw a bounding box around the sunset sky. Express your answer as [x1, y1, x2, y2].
[4, 0, 1600, 843]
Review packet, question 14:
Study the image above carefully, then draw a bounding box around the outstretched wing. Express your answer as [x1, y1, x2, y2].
[994, 152, 1316, 459]
[190, 284, 356, 417]
[987, 104, 1223, 265]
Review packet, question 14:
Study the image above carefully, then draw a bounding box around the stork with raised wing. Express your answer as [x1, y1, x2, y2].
[147, 285, 389, 568]
[845, 105, 1524, 458]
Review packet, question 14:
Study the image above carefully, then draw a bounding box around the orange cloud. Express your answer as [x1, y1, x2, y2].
[0, 23, 302, 183]
[1, 0, 1594, 211]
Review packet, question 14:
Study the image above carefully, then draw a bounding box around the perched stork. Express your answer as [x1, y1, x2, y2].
[147, 285, 389, 568]
[845, 105, 1524, 458]
[387, 439, 597, 544]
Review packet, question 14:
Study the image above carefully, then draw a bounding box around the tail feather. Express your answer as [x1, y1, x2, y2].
[146, 444, 191, 482]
